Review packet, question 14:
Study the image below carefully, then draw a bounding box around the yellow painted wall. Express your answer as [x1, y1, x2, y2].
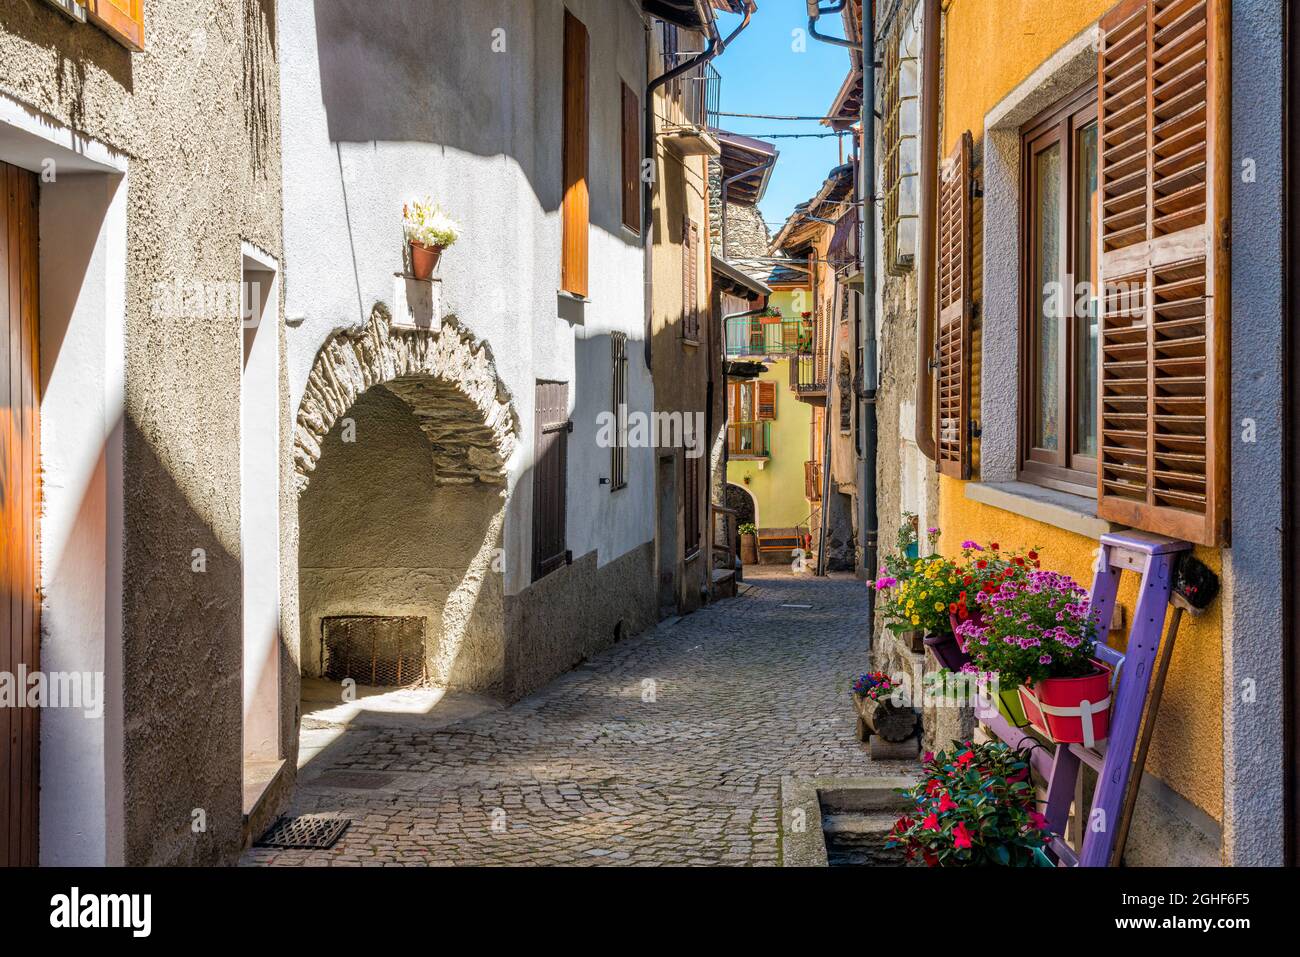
[727, 360, 814, 529]
[937, 0, 1224, 824]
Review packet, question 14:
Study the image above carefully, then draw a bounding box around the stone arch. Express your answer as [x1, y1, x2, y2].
[293, 305, 520, 494]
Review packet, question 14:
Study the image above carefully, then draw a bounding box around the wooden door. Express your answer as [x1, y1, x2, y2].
[1, 160, 40, 867]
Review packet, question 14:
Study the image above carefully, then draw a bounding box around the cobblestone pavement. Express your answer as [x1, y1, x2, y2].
[242, 568, 911, 866]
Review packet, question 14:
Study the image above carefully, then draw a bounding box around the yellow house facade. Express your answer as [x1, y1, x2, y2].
[873, 0, 1288, 864]
[726, 359, 816, 530]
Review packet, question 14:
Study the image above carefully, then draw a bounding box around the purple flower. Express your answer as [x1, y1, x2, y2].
[961, 540, 984, 551]
[872, 576, 898, 591]
[1039, 654, 1053, 665]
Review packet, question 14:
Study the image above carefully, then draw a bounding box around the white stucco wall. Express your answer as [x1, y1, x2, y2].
[279, 0, 654, 596]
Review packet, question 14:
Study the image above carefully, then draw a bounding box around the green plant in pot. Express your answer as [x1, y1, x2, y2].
[871, 523, 962, 654]
[403, 197, 461, 280]
[738, 522, 758, 565]
[889, 741, 1053, 866]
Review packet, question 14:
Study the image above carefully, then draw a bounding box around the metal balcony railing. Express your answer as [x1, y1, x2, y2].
[724, 317, 810, 358]
[790, 355, 828, 395]
[727, 420, 771, 458]
[659, 23, 722, 130]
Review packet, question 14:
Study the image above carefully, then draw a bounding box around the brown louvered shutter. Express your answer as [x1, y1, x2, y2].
[621, 83, 642, 234]
[935, 131, 973, 479]
[532, 381, 570, 580]
[682, 217, 699, 340]
[756, 381, 777, 421]
[1096, 0, 1229, 546]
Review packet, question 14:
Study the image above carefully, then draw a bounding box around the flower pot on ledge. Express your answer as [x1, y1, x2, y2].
[898, 629, 926, 655]
[925, 629, 970, 672]
[409, 242, 444, 280]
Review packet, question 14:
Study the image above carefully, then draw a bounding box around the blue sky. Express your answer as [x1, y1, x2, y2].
[713, 3, 856, 234]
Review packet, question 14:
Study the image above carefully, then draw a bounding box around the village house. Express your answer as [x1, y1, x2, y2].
[869, 0, 1288, 864]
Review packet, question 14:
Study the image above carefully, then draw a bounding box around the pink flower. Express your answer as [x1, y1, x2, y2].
[922, 813, 940, 831]
[961, 540, 983, 551]
[954, 750, 974, 769]
[1028, 811, 1050, 832]
[937, 793, 958, 813]
[953, 822, 973, 849]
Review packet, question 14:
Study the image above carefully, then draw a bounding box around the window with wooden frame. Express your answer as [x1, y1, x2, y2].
[611, 332, 628, 490]
[87, 0, 144, 51]
[726, 380, 774, 456]
[561, 10, 590, 298]
[881, 0, 922, 273]
[621, 83, 641, 234]
[532, 381, 571, 581]
[1094, 0, 1229, 546]
[1019, 83, 1100, 495]
[683, 452, 701, 560]
[682, 216, 700, 341]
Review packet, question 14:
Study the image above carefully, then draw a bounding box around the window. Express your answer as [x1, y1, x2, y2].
[683, 453, 700, 560]
[682, 216, 700, 341]
[611, 332, 628, 490]
[561, 11, 589, 298]
[621, 83, 641, 234]
[727, 381, 774, 457]
[882, 0, 922, 273]
[1020, 83, 1098, 494]
[532, 381, 570, 580]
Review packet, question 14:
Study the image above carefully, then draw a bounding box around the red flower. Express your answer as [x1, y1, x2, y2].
[976, 560, 988, 570]
[962, 575, 973, 585]
[958, 608, 968, 620]
[922, 813, 940, 831]
[1003, 568, 1014, 579]
[922, 751, 934, 763]
[937, 793, 958, 813]
[1013, 556, 1025, 567]
[949, 602, 958, 614]
[955, 750, 974, 769]
[953, 822, 973, 849]
[925, 779, 942, 796]
[1027, 550, 1038, 561]
[922, 849, 939, 867]
[990, 542, 1000, 550]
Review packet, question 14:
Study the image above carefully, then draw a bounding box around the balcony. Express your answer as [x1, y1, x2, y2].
[727, 420, 771, 458]
[724, 316, 809, 358]
[790, 355, 828, 398]
[805, 461, 823, 502]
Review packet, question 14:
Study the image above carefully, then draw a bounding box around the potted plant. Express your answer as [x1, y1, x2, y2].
[757, 305, 783, 325]
[933, 541, 1043, 671]
[961, 569, 1111, 748]
[872, 524, 962, 655]
[888, 741, 1053, 867]
[403, 197, 462, 280]
[738, 523, 758, 564]
[850, 672, 915, 742]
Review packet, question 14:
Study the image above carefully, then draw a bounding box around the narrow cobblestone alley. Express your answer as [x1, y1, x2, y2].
[241, 569, 906, 866]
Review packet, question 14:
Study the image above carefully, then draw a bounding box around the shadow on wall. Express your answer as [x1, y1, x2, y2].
[311, 0, 641, 244]
[298, 385, 506, 694]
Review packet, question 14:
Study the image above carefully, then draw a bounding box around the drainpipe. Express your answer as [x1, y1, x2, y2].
[721, 152, 777, 261]
[806, 0, 862, 50]
[913, 0, 940, 462]
[642, 1, 755, 370]
[859, 3, 878, 593]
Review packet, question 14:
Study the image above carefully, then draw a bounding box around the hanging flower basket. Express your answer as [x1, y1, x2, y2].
[1019, 661, 1113, 748]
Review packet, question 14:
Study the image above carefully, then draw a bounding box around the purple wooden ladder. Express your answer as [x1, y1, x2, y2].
[975, 530, 1191, 866]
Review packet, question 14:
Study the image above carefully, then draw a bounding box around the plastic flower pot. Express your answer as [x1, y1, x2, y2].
[1019, 660, 1113, 748]
[924, 630, 970, 671]
[409, 242, 443, 280]
[994, 685, 1031, 727]
[948, 610, 982, 653]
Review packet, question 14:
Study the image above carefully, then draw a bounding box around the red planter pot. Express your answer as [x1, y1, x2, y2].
[1019, 661, 1113, 748]
[948, 609, 982, 652]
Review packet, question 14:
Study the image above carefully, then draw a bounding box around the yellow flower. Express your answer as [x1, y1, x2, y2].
[911, 616, 920, 625]
[934, 602, 945, 612]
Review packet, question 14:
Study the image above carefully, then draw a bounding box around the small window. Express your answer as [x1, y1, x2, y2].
[882, 1, 922, 273]
[1019, 83, 1099, 495]
[611, 332, 628, 490]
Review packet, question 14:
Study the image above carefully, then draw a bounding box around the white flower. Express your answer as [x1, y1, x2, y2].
[403, 197, 462, 249]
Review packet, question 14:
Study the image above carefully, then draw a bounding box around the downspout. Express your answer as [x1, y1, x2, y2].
[859, 3, 878, 592]
[806, 0, 862, 50]
[913, 0, 940, 461]
[642, 1, 755, 369]
[721, 152, 777, 261]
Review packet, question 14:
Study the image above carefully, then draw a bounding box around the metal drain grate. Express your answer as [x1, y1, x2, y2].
[254, 814, 351, 850]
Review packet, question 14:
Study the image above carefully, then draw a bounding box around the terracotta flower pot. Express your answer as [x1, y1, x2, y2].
[1019, 661, 1113, 748]
[409, 241, 443, 280]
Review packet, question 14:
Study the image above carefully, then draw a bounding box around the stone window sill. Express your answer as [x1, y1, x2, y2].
[964, 480, 1121, 540]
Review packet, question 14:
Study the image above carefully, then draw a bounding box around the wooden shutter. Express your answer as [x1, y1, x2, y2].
[683, 453, 700, 558]
[682, 217, 699, 340]
[621, 83, 641, 234]
[757, 380, 777, 421]
[532, 381, 570, 580]
[1, 161, 41, 866]
[935, 130, 973, 479]
[561, 11, 590, 298]
[1096, 0, 1229, 546]
[88, 0, 145, 52]
[611, 332, 628, 490]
